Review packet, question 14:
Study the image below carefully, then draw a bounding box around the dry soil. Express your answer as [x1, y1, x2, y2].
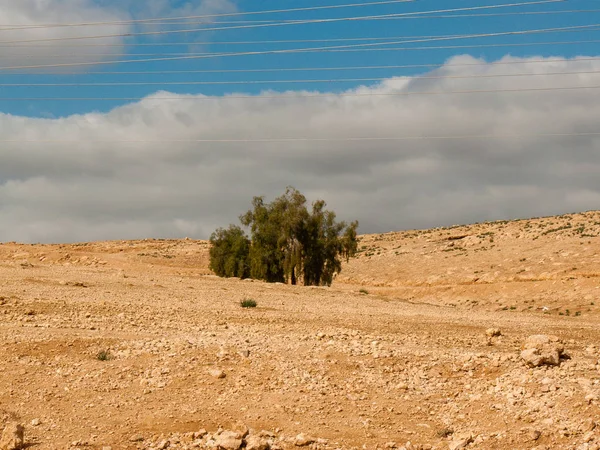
[1, 211, 600, 449]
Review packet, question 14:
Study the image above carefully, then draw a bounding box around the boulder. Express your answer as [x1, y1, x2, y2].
[521, 335, 565, 367]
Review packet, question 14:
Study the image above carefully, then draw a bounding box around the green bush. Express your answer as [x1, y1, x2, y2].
[96, 350, 111, 361]
[240, 298, 257, 308]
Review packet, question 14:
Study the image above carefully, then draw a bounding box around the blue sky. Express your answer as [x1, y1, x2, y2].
[2, 0, 599, 117]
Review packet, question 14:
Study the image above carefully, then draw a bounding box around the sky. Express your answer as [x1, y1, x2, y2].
[1, 0, 600, 243]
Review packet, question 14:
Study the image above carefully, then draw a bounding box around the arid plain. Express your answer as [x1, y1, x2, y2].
[1, 211, 600, 450]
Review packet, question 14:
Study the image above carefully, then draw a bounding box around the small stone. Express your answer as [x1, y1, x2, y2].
[486, 328, 501, 337]
[294, 434, 315, 447]
[529, 430, 541, 441]
[231, 422, 249, 439]
[245, 435, 270, 450]
[583, 431, 595, 443]
[102, 447, 112, 450]
[30, 419, 40, 427]
[129, 434, 144, 442]
[156, 440, 170, 450]
[448, 433, 473, 450]
[582, 419, 596, 433]
[215, 431, 242, 450]
[0, 423, 24, 450]
[209, 369, 226, 379]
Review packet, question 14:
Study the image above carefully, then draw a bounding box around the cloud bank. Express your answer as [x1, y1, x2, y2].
[0, 0, 131, 70]
[1, 54, 600, 243]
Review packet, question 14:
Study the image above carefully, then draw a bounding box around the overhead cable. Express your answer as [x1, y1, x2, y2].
[0, 25, 597, 50]
[2, 37, 599, 60]
[1, 8, 598, 35]
[3, 84, 600, 101]
[3, 70, 600, 87]
[4, 57, 600, 76]
[0, 0, 565, 45]
[2, 132, 600, 144]
[1, 22, 596, 71]
[0, 0, 415, 31]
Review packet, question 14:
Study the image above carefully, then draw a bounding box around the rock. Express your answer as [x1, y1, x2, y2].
[215, 431, 242, 450]
[30, 419, 40, 427]
[129, 434, 144, 442]
[209, 369, 226, 379]
[245, 435, 270, 450]
[521, 335, 565, 367]
[529, 430, 542, 441]
[582, 419, 596, 433]
[0, 423, 24, 450]
[448, 433, 473, 450]
[231, 422, 249, 439]
[194, 429, 208, 439]
[294, 434, 315, 447]
[486, 328, 501, 337]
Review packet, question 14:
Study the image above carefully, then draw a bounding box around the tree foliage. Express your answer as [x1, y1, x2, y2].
[209, 187, 358, 286]
[208, 225, 251, 279]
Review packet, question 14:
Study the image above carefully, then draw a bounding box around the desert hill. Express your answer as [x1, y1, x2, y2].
[0, 211, 599, 449]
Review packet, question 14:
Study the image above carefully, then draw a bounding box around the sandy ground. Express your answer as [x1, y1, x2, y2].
[1, 211, 600, 449]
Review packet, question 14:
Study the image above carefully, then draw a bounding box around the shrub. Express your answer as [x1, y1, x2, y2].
[96, 350, 111, 361]
[240, 298, 257, 308]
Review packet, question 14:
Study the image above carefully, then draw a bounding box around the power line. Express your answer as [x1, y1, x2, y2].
[4, 57, 599, 76]
[1, 22, 595, 71]
[3, 70, 600, 87]
[2, 132, 599, 144]
[1, 25, 596, 50]
[0, 0, 415, 31]
[1, 8, 597, 35]
[2, 37, 598, 60]
[0, 0, 564, 45]
[2, 84, 600, 101]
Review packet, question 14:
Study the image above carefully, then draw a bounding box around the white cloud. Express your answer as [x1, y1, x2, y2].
[0, 0, 239, 71]
[0, 0, 131, 70]
[1, 54, 600, 242]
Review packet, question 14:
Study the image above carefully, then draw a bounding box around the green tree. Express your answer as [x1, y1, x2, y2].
[301, 200, 358, 286]
[208, 225, 251, 279]
[210, 187, 359, 286]
[240, 196, 286, 283]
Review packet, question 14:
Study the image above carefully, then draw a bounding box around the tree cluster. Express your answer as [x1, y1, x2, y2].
[209, 187, 358, 286]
